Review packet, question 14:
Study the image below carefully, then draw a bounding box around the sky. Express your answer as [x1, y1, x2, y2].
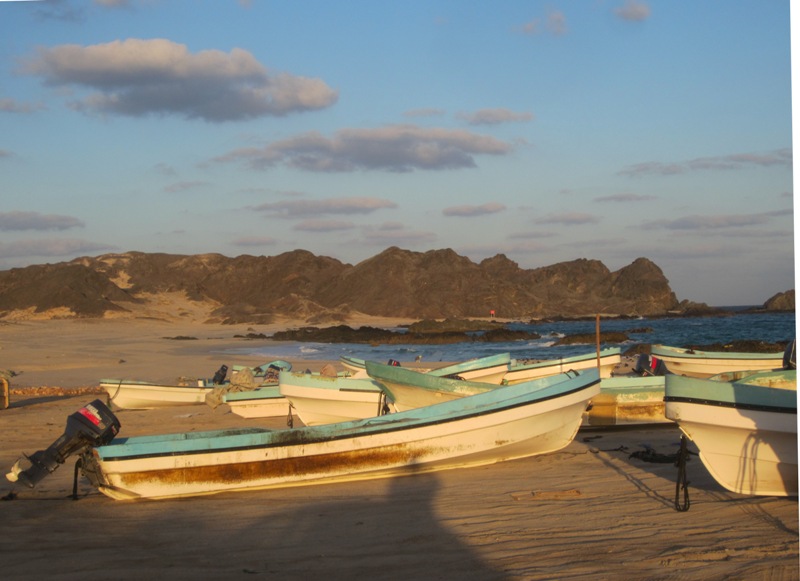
[0, 0, 795, 307]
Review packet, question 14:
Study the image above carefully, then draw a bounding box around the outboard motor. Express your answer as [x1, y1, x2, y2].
[6, 399, 120, 488]
[212, 364, 228, 385]
[634, 353, 669, 377]
[783, 340, 796, 370]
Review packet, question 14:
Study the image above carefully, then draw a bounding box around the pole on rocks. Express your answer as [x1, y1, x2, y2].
[596, 314, 601, 371]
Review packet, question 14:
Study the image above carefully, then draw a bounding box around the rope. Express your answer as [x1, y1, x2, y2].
[286, 404, 294, 428]
[674, 435, 691, 512]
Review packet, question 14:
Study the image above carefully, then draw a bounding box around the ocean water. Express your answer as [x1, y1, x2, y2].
[225, 311, 797, 365]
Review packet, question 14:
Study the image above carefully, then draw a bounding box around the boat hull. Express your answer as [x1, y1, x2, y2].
[84, 371, 600, 500]
[224, 388, 291, 419]
[279, 373, 391, 425]
[664, 372, 797, 496]
[583, 376, 668, 427]
[651, 345, 783, 378]
[100, 380, 212, 410]
[505, 350, 621, 384]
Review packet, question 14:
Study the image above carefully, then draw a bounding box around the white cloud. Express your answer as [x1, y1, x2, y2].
[215, 125, 512, 172]
[642, 212, 781, 230]
[457, 108, 533, 125]
[614, 1, 651, 22]
[252, 197, 397, 217]
[20, 38, 338, 122]
[618, 148, 792, 177]
[0, 211, 84, 231]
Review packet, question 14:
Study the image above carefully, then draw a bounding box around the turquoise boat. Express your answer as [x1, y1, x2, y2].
[664, 369, 797, 496]
[366, 359, 586, 412]
[504, 348, 621, 383]
[11, 368, 600, 500]
[651, 344, 784, 378]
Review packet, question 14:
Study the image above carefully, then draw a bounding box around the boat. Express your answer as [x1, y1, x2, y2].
[100, 360, 292, 410]
[650, 344, 784, 378]
[341, 352, 511, 384]
[339, 355, 371, 377]
[366, 359, 587, 412]
[277, 371, 394, 426]
[664, 369, 797, 496]
[25, 368, 600, 500]
[504, 348, 621, 384]
[99, 379, 215, 410]
[583, 375, 668, 427]
[223, 386, 292, 419]
[425, 352, 512, 384]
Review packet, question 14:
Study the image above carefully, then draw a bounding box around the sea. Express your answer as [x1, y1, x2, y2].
[224, 309, 797, 365]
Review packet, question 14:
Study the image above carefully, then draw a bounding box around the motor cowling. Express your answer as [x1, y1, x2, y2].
[212, 364, 228, 385]
[6, 399, 120, 488]
[634, 353, 669, 376]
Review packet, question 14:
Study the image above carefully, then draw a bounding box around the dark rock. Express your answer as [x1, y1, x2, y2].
[764, 290, 795, 312]
[681, 340, 790, 353]
[553, 332, 630, 346]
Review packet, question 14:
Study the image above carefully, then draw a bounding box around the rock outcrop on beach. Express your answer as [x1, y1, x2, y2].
[763, 290, 795, 312]
[0, 247, 727, 323]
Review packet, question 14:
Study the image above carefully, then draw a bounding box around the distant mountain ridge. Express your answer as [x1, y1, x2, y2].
[0, 248, 792, 323]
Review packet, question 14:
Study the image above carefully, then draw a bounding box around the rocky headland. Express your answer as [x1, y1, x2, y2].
[0, 247, 793, 324]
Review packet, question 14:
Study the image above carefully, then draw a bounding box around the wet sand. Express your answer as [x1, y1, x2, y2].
[0, 318, 797, 579]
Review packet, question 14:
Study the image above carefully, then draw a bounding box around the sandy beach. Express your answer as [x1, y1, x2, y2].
[0, 317, 797, 580]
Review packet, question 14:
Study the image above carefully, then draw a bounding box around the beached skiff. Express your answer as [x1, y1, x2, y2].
[664, 369, 797, 496]
[650, 344, 784, 378]
[99, 379, 215, 410]
[341, 353, 511, 384]
[79, 369, 599, 500]
[583, 375, 668, 427]
[504, 348, 621, 383]
[223, 387, 291, 419]
[278, 371, 394, 426]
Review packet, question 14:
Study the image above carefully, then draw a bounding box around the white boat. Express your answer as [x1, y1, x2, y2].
[651, 344, 784, 378]
[278, 371, 394, 426]
[367, 359, 590, 412]
[70, 368, 600, 500]
[664, 369, 797, 496]
[504, 348, 621, 384]
[426, 352, 511, 384]
[583, 375, 668, 427]
[223, 386, 292, 419]
[100, 360, 292, 410]
[341, 352, 511, 384]
[99, 379, 215, 410]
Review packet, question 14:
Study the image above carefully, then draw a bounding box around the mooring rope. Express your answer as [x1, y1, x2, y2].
[674, 435, 691, 512]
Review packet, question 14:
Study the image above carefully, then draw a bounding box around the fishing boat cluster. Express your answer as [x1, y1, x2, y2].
[6, 341, 796, 503]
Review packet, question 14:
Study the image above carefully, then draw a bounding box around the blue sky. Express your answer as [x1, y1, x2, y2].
[0, 0, 794, 307]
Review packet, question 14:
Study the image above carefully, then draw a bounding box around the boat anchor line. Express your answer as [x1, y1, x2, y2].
[674, 435, 692, 512]
[286, 404, 295, 428]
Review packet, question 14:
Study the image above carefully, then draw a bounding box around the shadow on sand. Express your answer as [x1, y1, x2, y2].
[2, 467, 510, 580]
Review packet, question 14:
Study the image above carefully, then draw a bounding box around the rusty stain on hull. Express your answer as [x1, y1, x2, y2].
[108, 443, 442, 488]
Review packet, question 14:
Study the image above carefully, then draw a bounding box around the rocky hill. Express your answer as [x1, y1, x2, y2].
[0, 247, 707, 323]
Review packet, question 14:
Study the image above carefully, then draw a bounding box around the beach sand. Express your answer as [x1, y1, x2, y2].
[0, 318, 797, 580]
